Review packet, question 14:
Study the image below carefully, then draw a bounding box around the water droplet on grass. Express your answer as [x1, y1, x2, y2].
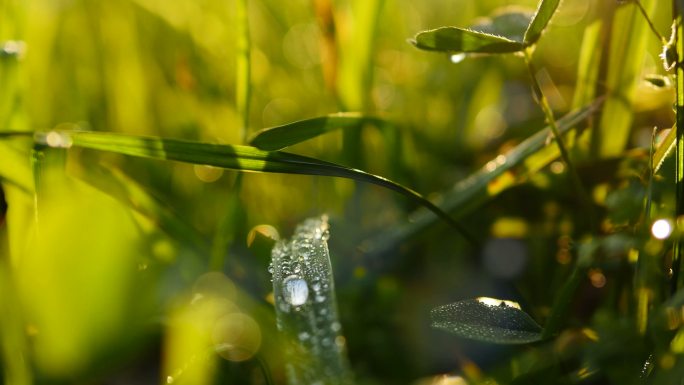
[283, 275, 309, 306]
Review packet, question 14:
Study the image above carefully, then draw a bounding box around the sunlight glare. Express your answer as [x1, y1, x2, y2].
[651, 219, 673, 239]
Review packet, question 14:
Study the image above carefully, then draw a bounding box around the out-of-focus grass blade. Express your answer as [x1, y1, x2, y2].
[77, 164, 210, 255]
[596, 0, 655, 156]
[270, 216, 353, 385]
[523, 0, 561, 45]
[361, 99, 602, 256]
[0, 141, 33, 193]
[411, 26, 523, 54]
[32, 130, 471, 240]
[431, 297, 542, 344]
[249, 113, 384, 151]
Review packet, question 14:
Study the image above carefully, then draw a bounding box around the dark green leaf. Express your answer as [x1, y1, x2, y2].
[644, 74, 672, 88]
[32, 130, 472, 241]
[411, 26, 523, 54]
[523, 0, 562, 45]
[431, 298, 542, 344]
[249, 112, 384, 151]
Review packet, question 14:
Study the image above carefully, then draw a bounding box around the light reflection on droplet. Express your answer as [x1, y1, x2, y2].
[166, 375, 174, 384]
[652, 219, 673, 239]
[475, 297, 521, 309]
[550, 161, 565, 174]
[589, 269, 606, 288]
[282, 275, 309, 306]
[450, 53, 466, 63]
[45, 131, 73, 148]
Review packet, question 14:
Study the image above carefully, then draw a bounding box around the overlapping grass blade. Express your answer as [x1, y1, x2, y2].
[411, 26, 523, 54]
[523, 0, 561, 45]
[361, 99, 602, 256]
[250, 112, 385, 151]
[32, 130, 471, 240]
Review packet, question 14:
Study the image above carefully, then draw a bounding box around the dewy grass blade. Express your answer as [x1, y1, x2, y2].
[31, 130, 474, 243]
[269, 216, 353, 385]
[431, 297, 542, 344]
[361, 99, 602, 256]
[249, 112, 385, 151]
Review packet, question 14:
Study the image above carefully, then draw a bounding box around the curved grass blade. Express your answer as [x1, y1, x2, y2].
[249, 112, 384, 151]
[411, 26, 523, 54]
[31, 130, 472, 241]
[431, 297, 542, 344]
[269, 216, 353, 385]
[361, 99, 603, 256]
[523, 0, 562, 45]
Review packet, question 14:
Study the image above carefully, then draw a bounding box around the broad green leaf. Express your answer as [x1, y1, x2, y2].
[250, 112, 384, 151]
[411, 26, 523, 54]
[523, 0, 562, 45]
[431, 298, 542, 344]
[361, 100, 602, 256]
[270, 216, 353, 385]
[30, 130, 470, 239]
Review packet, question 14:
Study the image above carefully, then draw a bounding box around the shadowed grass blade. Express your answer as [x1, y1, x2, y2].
[31, 130, 473, 241]
[431, 297, 542, 344]
[249, 113, 385, 151]
[361, 99, 602, 256]
[523, 0, 562, 45]
[411, 26, 523, 54]
[270, 216, 353, 385]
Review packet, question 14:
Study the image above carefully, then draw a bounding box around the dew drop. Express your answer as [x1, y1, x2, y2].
[298, 332, 310, 341]
[282, 275, 309, 306]
[331, 322, 341, 332]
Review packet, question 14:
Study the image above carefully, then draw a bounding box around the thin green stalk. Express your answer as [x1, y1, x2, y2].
[523, 49, 596, 231]
[541, 263, 586, 339]
[673, 7, 684, 294]
[210, 0, 251, 271]
[236, 0, 251, 142]
[632, 0, 667, 44]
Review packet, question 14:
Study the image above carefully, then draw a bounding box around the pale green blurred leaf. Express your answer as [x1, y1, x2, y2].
[523, 0, 561, 45]
[411, 26, 523, 54]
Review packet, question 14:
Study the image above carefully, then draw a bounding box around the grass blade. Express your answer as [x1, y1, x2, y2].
[270, 216, 353, 384]
[361, 99, 602, 256]
[523, 0, 562, 45]
[249, 113, 384, 151]
[32, 130, 473, 241]
[431, 297, 542, 344]
[411, 26, 523, 54]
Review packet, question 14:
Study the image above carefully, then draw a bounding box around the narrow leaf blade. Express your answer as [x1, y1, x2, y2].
[411, 26, 523, 54]
[431, 298, 542, 344]
[523, 0, 562, 45]
[33, 130, 471, 240]
[250, 112, 382, 151]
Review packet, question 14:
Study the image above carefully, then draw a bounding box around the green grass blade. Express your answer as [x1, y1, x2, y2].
[654, 125, 676, 173]
[361, 100, 602, 256]
[523, 0, 561, 45]
[270, 216, 353, 385]
[32, 130, 472, 241]
[249, 112, 384, 151]
[431, 298, 542, 344]
[410, 26, 523, 54]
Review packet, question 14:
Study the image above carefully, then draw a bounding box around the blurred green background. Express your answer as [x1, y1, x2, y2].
[0, 0, 678, 384]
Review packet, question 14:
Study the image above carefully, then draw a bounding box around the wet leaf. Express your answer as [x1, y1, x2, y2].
[431, 298, 542, 344]
[523, 0, 562, 45]
[270, 216, 353, 385]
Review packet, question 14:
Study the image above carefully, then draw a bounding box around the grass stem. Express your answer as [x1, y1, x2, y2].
[523, 49, 596, 232]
